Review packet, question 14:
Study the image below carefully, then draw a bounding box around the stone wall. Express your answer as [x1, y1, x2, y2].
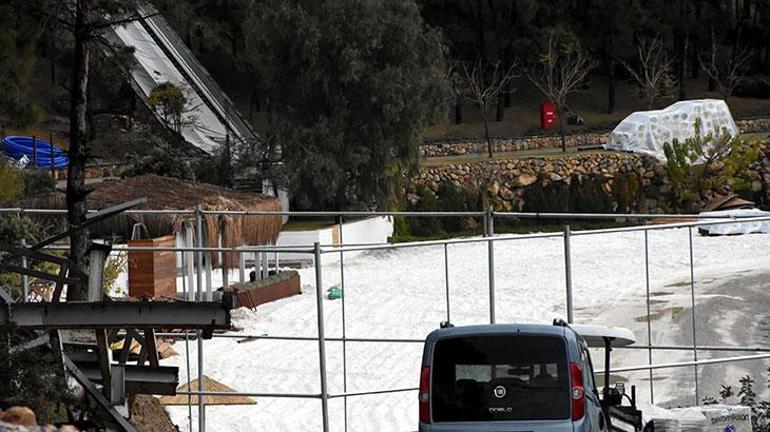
[411, 150, 770, 214]
[420, 116, 770, 159]
[420, 133, 607, 158]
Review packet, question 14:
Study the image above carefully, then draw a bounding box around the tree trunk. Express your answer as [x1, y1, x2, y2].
[675, 29, 690, 100]
[495, 93, 504, 122]
[559, 107, 566, 152]
[454, 94, 463, 124]
[481, 102, 492, 158]
[607, 31, 616, 114]
[66, 0, 91, 301]
[690, 39, 700, 79]
[503, 80, 512, 107]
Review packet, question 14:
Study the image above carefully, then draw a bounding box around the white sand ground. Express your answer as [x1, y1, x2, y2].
[118, 227, 770, 432]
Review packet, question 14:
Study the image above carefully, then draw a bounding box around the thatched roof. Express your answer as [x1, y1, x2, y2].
[159, 375, 257, 406]
[11, 175, 282, 255]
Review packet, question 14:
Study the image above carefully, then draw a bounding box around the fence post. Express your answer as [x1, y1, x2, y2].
[338, 215, 348, 432]
[197, 330, 205, 432]
[644, 230, 654, 404]
[486, 209, 496, 324]
[195, 209, 206, 432]
[444, 242, 450, 323]
[314, 242, 330, 432]
[20, 238, 28, 302]
[238, 250, 246, 284]
[195, 206, 204, 302]
[688, 227, 700, 404]
[564, 225, 574, 324]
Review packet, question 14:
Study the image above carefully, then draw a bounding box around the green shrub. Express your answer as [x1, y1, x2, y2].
[0, 324, 73, 422]
[22, 170, 55, 196]
[663, 119, 762, 211]
[0, 159, 23, 203]
[407, 186, 444, 237]
[123, 140, 195, 181]
[436, 181, 478, 233]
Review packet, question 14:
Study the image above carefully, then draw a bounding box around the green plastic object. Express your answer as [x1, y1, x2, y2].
[327, 287, 343, 300]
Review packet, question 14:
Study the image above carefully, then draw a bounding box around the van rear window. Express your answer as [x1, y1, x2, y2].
[431, 334, 570, 422]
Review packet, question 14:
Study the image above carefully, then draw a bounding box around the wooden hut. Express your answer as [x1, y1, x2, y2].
[11, 175, 283, 294]
[13, 174, 282, 245]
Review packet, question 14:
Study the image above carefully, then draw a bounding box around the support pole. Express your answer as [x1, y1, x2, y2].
[314, 242, 330, 432]
[185, 225, 195, 302]
[197, 330, 205, 432]
[256, 252, 262, 282]
[564, 225, 574, 324]
[238, 251, 245, 284]
[688, 227, 699, 404]
[486, 209, 495, 324]
[444, 242, 450, 323]
[195, 206, 204, 302]
[205, 254, 213, 302]
[644, 230, 654, 404]
[262, 251, 268, 278]
[20, 239, 28, 302]
[338, 216, 348, 432]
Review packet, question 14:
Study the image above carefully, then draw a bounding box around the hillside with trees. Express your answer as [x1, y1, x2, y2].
[2, 0, 770, 213]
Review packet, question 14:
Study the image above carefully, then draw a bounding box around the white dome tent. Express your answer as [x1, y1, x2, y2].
[605, 99, 739, 161]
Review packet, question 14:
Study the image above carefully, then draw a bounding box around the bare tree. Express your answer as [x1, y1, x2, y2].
[699, 33, 753, 96]
[620, 36, 676, 109]
[526, 34, 597, 152]
[443, 60, 465, 125]
[456, 60, 519, 158]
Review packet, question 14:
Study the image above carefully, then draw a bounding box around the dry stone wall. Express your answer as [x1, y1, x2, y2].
[412, 149, 770, 213]
[420, 117, 770, 158]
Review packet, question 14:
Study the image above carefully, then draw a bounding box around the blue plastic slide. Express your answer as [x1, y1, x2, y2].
[1, 136, 69, 168]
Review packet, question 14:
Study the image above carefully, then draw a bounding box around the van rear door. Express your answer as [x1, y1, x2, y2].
[427, 334, 574, 431]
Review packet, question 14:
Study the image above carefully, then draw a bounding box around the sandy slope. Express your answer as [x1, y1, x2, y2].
[160, 227, 770, 432]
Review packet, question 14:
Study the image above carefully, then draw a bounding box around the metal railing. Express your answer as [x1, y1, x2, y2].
[3, 208, 770, 431]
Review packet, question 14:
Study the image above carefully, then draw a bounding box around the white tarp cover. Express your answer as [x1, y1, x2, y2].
[605, 99, 739, 161]
[699, 208, 770, 235]
[642, 404, 752, 432]
[112, 21, 226, 154]
[671, 405, 752, 432]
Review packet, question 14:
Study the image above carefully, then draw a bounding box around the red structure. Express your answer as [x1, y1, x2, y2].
[540, 103, 557, 129]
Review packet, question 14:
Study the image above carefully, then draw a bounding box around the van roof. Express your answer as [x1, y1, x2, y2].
[428, 323, 566, 339]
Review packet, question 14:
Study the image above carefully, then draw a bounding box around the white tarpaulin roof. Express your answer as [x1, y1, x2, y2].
[112, 20, 227, 154]
[699, 208, 770, 235]
[605, 99, 739, 161]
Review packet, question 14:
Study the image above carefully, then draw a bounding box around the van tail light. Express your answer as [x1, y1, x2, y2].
[419, 366, 431, 423]
[570, 362, 585, 421]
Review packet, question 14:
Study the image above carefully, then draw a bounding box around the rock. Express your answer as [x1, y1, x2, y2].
[643, 170, 655, 178]
[544, 163, 555, 172]
[499, 186, 515, 200]
[514, 173, 538, 187]
[487, 181, 500, 196]
[548, 172, 562, 182]
[752, 180, 763, 192]
[0, 407, 36, 427]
